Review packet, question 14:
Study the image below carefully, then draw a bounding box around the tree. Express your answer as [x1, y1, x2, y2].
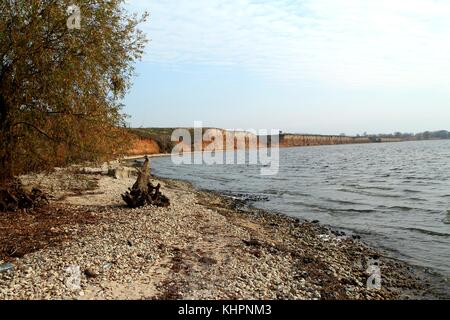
[0, 0, 148, 182]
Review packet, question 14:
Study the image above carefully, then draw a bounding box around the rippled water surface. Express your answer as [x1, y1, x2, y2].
[151, 140, 450, 277]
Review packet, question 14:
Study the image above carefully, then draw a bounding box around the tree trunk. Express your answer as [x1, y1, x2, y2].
[133, 155, 151, 192]
[0, 95, 13, 184]
[121, 156, 170, 208]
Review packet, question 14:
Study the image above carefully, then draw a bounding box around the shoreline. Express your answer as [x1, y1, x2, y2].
[122, 139, 446, 162]
[159, 176, 450, 300]
[0, 166, 446, 299]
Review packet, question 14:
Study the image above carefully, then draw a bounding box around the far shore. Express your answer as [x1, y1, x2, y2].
[123, 138, 450, 162]
[123, 153, 171, 160]
[0, 162, 445, 300]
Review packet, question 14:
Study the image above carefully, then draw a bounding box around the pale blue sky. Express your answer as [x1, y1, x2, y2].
[123, 0, 450, 135]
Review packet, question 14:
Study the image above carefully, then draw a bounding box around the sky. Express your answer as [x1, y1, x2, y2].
[123, 0, 450, 135]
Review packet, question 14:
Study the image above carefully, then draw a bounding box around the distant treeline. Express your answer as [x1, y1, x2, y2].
[362, 130, 450, 141]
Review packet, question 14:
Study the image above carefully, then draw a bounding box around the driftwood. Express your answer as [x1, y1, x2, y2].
[0, 180, 48, 212]
[121, 156, 170, 208]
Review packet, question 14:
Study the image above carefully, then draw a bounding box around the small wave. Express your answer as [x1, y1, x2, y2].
[281, 190, 311, 197]
[224, 192, 269, 202]
[285, 200, 376, 215]
[408, 197, 427, 202]
[266, 176, 290, 181]
[405, 228, 450, 238]
[359, 185, 394, 191]
[367, 180, 389, 185]
[404, 189, 421, 193]
[261, 189, 283, 195]
[378, 205, 414, 212]
[392, 206, 414, 211]
[325, 199, 363, 206]
[404, 176, 433, 180]
[340, 183, 360, 188]
[337, 188, 401, 198]
[208, 176, 233, 182]
[343, 208, 377, 213]
[262, 189, 307, 196]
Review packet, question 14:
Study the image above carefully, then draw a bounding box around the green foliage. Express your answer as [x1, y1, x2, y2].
[0, 0, 148, 181]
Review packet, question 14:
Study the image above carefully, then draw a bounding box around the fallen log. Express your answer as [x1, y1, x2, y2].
[121, 156, 170, 208]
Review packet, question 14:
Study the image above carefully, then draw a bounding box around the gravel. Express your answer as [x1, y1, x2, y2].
[0, 167, 436, 300]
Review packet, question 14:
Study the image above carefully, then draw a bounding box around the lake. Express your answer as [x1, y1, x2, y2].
[151, 140, 450, 279]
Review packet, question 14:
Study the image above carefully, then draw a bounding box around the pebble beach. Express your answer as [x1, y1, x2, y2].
[0, 164, 441, 300]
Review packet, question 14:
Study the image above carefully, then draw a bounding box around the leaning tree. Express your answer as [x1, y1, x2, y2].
[0, 0, 148, 182]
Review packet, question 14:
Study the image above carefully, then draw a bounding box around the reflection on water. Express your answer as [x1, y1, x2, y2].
[151, 140, 450, 278]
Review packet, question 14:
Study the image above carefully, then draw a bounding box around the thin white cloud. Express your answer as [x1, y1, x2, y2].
[126, 0, 450, 88]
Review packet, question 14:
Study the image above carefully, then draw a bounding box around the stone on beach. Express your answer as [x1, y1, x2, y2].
[0, 164, 435, 300]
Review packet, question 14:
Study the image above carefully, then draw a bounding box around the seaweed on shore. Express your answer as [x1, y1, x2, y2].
[0, 205, 98, 260]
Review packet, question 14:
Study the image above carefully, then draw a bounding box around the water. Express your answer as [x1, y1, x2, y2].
[151, 140, 450, 278]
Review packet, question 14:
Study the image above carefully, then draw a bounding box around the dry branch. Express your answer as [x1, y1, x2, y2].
[0, 180, 48, 212]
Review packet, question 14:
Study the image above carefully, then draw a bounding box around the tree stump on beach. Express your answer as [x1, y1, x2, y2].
[121, 156, 170, 208]
[0, 180, 48, 212]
